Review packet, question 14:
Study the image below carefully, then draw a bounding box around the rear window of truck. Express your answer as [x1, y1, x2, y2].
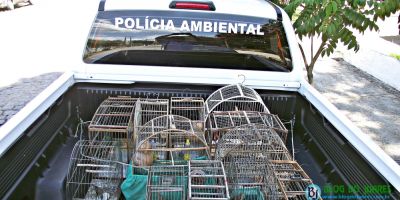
[83, 11, 292, 72]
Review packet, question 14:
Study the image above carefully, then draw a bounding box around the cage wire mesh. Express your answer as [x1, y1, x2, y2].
[215, 124, 282, 200]
[188, 160, 230, 200]
[133, 98, 169, 148]
[204, 84, 270, 120]
[146, 165, 188, 200]
[207, 111, 288, 157]
[68, 85, 314, 200]
[66, 140, 123, 200]
[88, 96, 137, 162]
[271, 160, 312, 199]
[170, 97, 205, 132]
[215, 124, 312, 199]
[133, 115, 209, 167]
[209, 111, 287, 141]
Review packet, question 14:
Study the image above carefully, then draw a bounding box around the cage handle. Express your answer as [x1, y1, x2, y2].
[238, 74, 246, 85]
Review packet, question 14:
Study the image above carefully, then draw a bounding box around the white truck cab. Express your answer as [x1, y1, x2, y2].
[0, 0, 399, 199]
[78, 0, 304, 90]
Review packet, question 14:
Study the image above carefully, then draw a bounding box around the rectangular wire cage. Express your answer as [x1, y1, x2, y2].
[188, 160, 230, 200]
[214, 124, 285, 200]
[214, 124, 312, 200]
[146, 165, 188, 200]
[170, 97, 205, 132]
[223, 154, 281, 200]
[271, 160, 312, 199]
[66, 140, 123, 200]
[133, 98, 169, 146]
[207, 111, 288, 158]
[88, 96, 137, 161]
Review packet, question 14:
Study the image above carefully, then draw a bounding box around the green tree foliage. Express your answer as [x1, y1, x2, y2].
[273, 0, 400, 83]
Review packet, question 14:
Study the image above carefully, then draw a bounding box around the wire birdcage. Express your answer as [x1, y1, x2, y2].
[207, 111, 288, 157]
[208, 111, 287, 141]
[66, 140, 123, 200]
[133, 98, 169, 148]
[170, 97, 205, 132]
[133, 115, 209, 166]
[271, 160, 312, 199]
[146, 165, 188, 200]
[215, 124, 283, 200]
[215, 124, 312, 199]
[223, 154, 281, 200]
[88, 96, 137, 161]
[188, 160, 230, 200]
[204, 84, 269, 120]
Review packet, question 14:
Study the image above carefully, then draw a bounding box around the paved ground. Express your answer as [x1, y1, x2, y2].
[0, 73, 61, 126]
[313, 57, 400, 163]
[382, 35, 400, 46]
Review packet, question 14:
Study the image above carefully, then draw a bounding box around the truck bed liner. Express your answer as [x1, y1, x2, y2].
[0, 82, 398, 199]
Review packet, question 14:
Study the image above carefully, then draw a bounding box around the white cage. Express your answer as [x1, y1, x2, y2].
[66, 140, 123, 200]
[170, 97, 205, 132]
[146, 165, 188, 200]
[133, 98, 169, 147]
[133, 115, 208, 166]
[207, 111, 288, 157]
[88, 96, 137, 162]
[215, 124, 284, 200]
[215, 124, 312, 199]
[188, 160, 230, 200]
[204, 84, 269, 121]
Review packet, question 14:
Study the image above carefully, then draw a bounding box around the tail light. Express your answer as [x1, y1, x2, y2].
[169, 1, 216, 11]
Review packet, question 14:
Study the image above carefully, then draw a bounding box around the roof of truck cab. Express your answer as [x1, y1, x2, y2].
[103, 0, 280, 20]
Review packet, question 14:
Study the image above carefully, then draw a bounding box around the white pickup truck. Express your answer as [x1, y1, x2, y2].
[0, 0, 399, 199]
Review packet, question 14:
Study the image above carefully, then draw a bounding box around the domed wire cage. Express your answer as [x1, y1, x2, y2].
[204, 84, 271, 156]
[66, 140, 123, 200]
[133, 115, 209, 166]
[204, 84, 269, 119]
[215, 124, 312, 199]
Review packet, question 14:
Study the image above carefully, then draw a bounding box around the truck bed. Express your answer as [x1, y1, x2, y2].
[0, 82, 398, 199]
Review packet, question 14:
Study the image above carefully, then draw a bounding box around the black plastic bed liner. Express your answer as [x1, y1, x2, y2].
[0, 82, 398, 200]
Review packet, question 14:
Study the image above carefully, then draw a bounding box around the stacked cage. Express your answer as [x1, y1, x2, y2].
[208, 111, 288, 147]
[88, 96, 137, 161]
[188, 160, 230, 200]
[271, 160, 312, 199]
[133, 115, 209, 166]
[206, 84, 313, 199]
[66, 140, 123, 200]
[133, 98, 169, 148]
[205, 84, 274, 157]
[215, 124, 281, 200]
[147, 165, 188, 200]
[171, 97, 205, 132]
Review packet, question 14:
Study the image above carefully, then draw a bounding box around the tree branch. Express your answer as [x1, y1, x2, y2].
[298, 43, 309, 69]
[308, 41, 326, 72]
